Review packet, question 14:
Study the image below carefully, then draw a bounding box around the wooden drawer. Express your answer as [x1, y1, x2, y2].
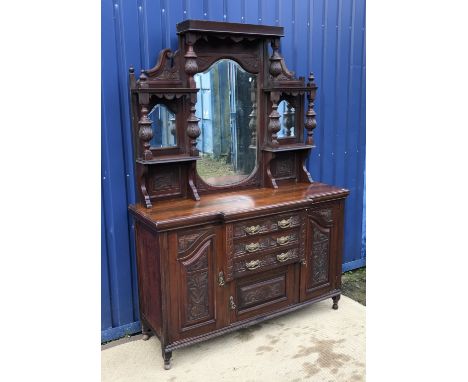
[232, 266, 295, 321]
[232, 245, 300, 279]
[233, 229, 300, 257]
[233, 211, 303, 239]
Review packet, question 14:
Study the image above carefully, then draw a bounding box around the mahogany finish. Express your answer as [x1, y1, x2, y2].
[128, 20, 349, 369]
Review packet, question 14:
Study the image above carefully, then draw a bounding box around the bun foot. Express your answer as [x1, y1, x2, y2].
[332, 295, 340, 310]
[163, 350, 172, 370]
[141, 322, 151, 340]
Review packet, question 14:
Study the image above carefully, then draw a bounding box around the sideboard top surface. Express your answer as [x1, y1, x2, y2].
[129, 182, 349, 231]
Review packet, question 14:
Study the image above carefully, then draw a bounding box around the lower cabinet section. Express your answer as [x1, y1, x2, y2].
[131, 196, 347, 369]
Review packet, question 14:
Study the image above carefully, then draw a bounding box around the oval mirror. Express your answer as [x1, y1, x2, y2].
[194, 59, 257, 186]
[149, 104, 177, 148]
[277, 100, 296, 138]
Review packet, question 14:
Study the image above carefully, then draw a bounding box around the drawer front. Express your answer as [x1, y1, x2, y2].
[232, 246, 300, 279]
[233, 211, 303, 239]
[231, 266, 296, 322]
[233, 229, 300, 257]
[226, 210, 306, 282]
[237, 274, 286, 311]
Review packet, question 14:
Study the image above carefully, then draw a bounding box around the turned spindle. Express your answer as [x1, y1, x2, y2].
[184, 42, 200, 156]
[305, 72, 318, 146]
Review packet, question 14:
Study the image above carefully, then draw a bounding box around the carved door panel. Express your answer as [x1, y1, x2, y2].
[168, 226, 227, 341]
[300, 204, 340, 301]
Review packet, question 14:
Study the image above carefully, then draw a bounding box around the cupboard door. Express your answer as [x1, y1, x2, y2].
[300, 204, 339, 301]
[168, 226, 226, 341]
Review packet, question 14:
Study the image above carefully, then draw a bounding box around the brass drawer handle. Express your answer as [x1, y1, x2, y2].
[276, 251, 292, 263]
[245, 242, 260, 253]
[229, 296, 237, 310]
[276, 235, 291, 246]
[278, 217, 292, 229]
[246, 259, 261, 270]
[218, 271, 225, 287]
[244, 225, 261, 235]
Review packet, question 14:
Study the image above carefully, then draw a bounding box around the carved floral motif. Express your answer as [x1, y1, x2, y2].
[186, 271, 209, 321]
[311, 227, 329, 285]
[310, 208, 333, 224]
[274, 156, 295, 179]
[152, 168, 179, 192]
[239, 280, 284, 308]
[183, 245, 211, 323]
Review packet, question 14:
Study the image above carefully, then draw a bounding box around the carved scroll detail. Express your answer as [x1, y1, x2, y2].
[178, 229, 209, 254]
[186, 252, 209, 272]
[143, 48, 180, 81]
[197, 54, 259, 74]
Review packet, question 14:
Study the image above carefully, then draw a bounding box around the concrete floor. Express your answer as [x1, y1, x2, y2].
[101, 296, 365, 381]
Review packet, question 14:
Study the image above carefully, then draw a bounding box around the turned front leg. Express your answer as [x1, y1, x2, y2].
[332, 294, 341, 310]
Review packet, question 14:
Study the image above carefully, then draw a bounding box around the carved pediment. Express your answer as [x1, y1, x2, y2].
[141, 48, 181, 84]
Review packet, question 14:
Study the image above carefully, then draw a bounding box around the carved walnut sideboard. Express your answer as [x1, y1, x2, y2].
[128, 19, 349, 369]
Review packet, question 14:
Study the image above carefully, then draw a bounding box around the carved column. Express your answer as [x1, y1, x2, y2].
[187, 103, 200, 156]
[184, 42, 200, 156]
[305, 72, 318, 146]
[268, 91, 281, 147]
[248, 78, 257, 147]
[269, 39, 282, 79]
[137, 72, 153, 160]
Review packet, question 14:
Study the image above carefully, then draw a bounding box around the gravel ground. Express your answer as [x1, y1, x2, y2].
[341, 267, 366, 306]
[197, 156, 236, 178]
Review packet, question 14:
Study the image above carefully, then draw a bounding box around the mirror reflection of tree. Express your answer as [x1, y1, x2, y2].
[148, 104, 176, 148]
[195, 59, 257, 186]
[277, 100, 295, 138]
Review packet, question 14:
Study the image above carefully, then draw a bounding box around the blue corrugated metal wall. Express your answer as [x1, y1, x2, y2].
[101, 0, 366, 342]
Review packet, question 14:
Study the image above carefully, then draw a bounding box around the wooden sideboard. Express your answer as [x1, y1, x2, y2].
[128, 20, 350, 369]
[129, 182, 348, 369]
